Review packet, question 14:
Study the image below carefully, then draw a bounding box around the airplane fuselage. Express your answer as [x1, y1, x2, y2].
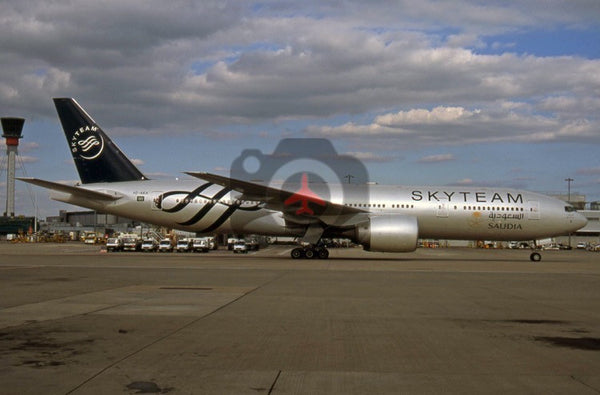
[50, 179, 586, 242]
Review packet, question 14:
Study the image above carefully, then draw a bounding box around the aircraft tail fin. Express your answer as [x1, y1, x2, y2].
[53, 98, 147, 184]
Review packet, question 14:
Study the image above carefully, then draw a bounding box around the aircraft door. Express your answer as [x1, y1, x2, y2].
[436, 203, 449, 218]
[527, 201, 540, 220]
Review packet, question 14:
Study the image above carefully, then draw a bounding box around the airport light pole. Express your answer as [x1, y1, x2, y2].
[565, 178, 574, 204]
[565, 177, 574, 247]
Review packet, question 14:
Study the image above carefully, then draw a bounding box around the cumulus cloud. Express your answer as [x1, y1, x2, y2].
[417, 154, 455, 163]
[451, 178, 475, 186]
[577, 167, 600, 176]
[0, 0, 597, 145]
[376, 107, 478, 126]
[306, 104, 599, 144]
[344, 152, 396, 163]
[0, 155, 38, 170]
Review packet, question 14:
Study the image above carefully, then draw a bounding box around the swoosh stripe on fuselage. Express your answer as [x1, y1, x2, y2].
[162, 183, 213, 213]
[177, 187, 232, 226]
[197, 205, 239, 233]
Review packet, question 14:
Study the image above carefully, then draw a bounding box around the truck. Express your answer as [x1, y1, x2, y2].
[158, 239, 174, 252]
[106, 237, 123, 252]
[141, 238, 158, 252]
[205, 236, 218, 250]
[192, 238, 210, 253]
[176, 239, 192, 253]
[122, 236, 142, 251]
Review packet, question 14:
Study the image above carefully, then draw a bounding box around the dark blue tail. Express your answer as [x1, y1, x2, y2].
[54, 98, 147, 184]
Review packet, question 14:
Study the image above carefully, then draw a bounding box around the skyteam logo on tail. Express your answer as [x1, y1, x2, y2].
[70, 126, 104, 160]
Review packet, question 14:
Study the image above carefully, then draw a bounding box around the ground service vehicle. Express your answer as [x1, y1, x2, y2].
[176, 239, 192, 253]
[106, 237, 123, 252]
[83, 231, 97, 244]
[122, 236, 142, 252]
[158, 239, 173, 252]
[227, 238, 240, 250]
[192, 238, 209, 253]
[233, 241, 248, 253]
[141, 238, 158, 252]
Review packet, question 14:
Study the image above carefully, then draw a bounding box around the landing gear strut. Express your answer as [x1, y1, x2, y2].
[290, 245, 330, 259]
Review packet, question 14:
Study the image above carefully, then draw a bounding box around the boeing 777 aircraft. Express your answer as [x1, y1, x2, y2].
[20, 98, 587, 261]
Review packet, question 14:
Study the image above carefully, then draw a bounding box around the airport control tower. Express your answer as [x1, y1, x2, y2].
[2, 117, 25, 217]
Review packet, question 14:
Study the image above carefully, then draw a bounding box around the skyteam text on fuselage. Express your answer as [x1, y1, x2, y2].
[19, 98, 587, 261]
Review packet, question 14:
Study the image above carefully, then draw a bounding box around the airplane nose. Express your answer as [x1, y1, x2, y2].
[572, 212, 588, 231]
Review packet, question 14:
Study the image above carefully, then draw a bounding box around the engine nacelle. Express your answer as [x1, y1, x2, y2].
[355, 215, 418, 252]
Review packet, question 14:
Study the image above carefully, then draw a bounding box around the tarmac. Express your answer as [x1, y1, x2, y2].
[0, 242, 599, 394]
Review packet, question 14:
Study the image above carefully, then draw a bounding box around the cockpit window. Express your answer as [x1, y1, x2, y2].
[564, 206, 576, 212]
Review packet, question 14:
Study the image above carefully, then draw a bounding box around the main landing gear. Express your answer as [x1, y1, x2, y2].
[290, 245, 330, 259]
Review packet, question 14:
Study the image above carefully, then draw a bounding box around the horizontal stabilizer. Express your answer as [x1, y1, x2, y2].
[17, 178, 121, 201]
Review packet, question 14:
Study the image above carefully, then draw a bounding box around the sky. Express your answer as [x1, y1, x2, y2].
[0, 0, 599, 218]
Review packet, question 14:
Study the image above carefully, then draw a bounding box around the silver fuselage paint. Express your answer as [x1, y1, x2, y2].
[49, 179, 587, 241]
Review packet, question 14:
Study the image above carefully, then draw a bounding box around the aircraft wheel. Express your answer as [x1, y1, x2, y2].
[530, 252, 542, 262]
[317, 248, 329, 259]
[291, 247, 304, 259]
[304, 248, 316, 259]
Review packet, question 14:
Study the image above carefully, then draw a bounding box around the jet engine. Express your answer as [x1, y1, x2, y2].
[355, 215, 418, 252]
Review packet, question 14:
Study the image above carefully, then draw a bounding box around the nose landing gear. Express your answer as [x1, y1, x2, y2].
[529, 240, 542, 262]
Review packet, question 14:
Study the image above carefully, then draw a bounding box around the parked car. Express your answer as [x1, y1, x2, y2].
[509, 241, 530, 249]
[245, 238, 259, 251]
[176, 239, 192, 253]
[542, 244, 560, 251]
[141, 238, 158, 252]
[576, 242, 587, 249]
[106, 237, 123, 252]
[158, 239, 174, 252]
[233, 241, 248, 254]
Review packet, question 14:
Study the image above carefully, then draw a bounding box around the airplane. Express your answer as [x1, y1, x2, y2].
[19, 98, 587, 261]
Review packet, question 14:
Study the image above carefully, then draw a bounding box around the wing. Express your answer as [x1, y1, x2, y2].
[17, 178, 122, 201]
[186, 172, 367, 227]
